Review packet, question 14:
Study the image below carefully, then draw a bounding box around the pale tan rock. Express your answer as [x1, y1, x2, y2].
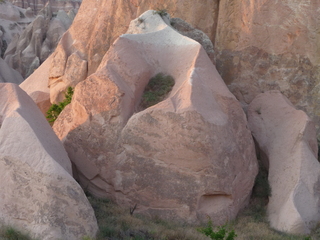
[248, 90, 320, 234]
[215, 0, 320, 136]
[0, 83, 98, 240]
[47, 0, 218, 103]
[20, 55, 52, 115]
[53, 10, 258, 224]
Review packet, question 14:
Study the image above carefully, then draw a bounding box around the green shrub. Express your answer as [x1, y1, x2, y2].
[46, 87, 74, 123]
[139, 73, 174, 110]
[1, 227, 34, 240]
[153, 8, 168, 17]
[198, 220, 237, 240]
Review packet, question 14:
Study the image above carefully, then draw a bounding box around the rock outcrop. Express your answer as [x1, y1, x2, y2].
[0, 1, 35, 56]
[214, 0, 320, 137]
[0, 83, 98, 240]
[53, 10, 258, 224]
[46, 0, 218, 103]
[19, 55, 52, 115]
[4, 3, 76, 78]
[0, 57, 23, 84]
[9, 0, 81, 15]
[248, 90, 320, 234]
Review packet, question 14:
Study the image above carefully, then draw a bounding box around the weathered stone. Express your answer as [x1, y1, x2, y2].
[248, 90, 320, 234]
[4, 3, 76, 78]
[20, 55, 52, 115]
[46, 0, 218, 103]
[0, 83, 98, 240]
[215, 0, 320, 137]
[0, 57, 23, 84]
[53, 10, 257, 224]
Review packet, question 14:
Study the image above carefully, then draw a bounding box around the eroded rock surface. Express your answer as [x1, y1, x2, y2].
[248, 90, 320, 234]
[0, 83, 98, 240]
[53, 10, 258, 224]
[215, 0, 320, 136]
[0, 57, 23, 84]
[46, 0, 218, 103]
[4, 3, 76, 78]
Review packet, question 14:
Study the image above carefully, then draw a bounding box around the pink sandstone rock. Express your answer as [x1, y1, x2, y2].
[0, 83, 98, 240]
[248, 90, 320, 234]
[0, 57, 23, 84]
[46, 0, 218, 103]
[20, 54, 52, 115]
[215, 0, 320, 137]
[53, 10, 258, 224]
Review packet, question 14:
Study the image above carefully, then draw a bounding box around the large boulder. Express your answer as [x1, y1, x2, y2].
[248, 90, 320, 234]
[47, 0, 218, 103]
[0, 83, 98, 240]
[53, 10, 258, 224]
[215, 0, 320, 137]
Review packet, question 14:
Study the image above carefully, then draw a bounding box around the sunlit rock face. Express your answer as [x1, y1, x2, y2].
[53, 10, 258, 225]
[46, 0, 218, 103]
[215, 0, 320, 137]
[248, 90, 320, 235]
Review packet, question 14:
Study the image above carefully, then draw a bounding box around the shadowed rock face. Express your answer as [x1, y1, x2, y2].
[0, 83, 98, 240]
[9, 0, 81, 15]
[248, 90, 320, 235]
[215, 0, 320, 137]
[4, 3, 76, 78]
[53, 10, 258, 225]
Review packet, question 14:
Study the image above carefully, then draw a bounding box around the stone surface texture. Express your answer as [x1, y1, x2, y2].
[215, 0, 320, 137]
[0, 1, 35, 56]
[248, 90, 320, 234]
[0, 57, 23, 84]
[53, 10, 258, 224]
[47, 0, 218, 103]
[20, 55, 52, 115]
[9, 0, 81, 15]
[0, 83, 98, 240]
[4, 3, 76, 78]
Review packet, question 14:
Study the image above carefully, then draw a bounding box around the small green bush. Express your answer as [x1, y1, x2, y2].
[153, 8, 168, 17]
[198, 220, 237, 240]
[1, 227, 34, 240]
[139, 73, 174, 109]
[46, 87, 74, 123]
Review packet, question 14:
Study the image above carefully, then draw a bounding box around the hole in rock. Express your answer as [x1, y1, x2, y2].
[197, 193, 233, 215]
[138, 73, 174, 111]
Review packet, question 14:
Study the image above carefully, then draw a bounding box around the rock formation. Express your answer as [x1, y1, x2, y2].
[0, 83, 98, 240]
[0, 1, 35, 56]
[52, 10, 258, 224]
[9, 0, 81, 15]
[45, 0, 218, 104]
[19, 55, 52, 115]
[0, 57, 23, 83]
[4, 3, 76, 78]
[214, 0, 320, 137]
[248, 90, 320, 234]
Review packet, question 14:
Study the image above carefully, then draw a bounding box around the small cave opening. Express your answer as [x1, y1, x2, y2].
[138, 73, 175, 111]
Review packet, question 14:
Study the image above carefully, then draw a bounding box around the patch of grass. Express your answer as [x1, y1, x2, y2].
[139, 73, 174, 110]
[0, 226, 35, 240]
[198, 220, 236, 240]
[86, 192, 207, 240]
[46, 86, 74, 123]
